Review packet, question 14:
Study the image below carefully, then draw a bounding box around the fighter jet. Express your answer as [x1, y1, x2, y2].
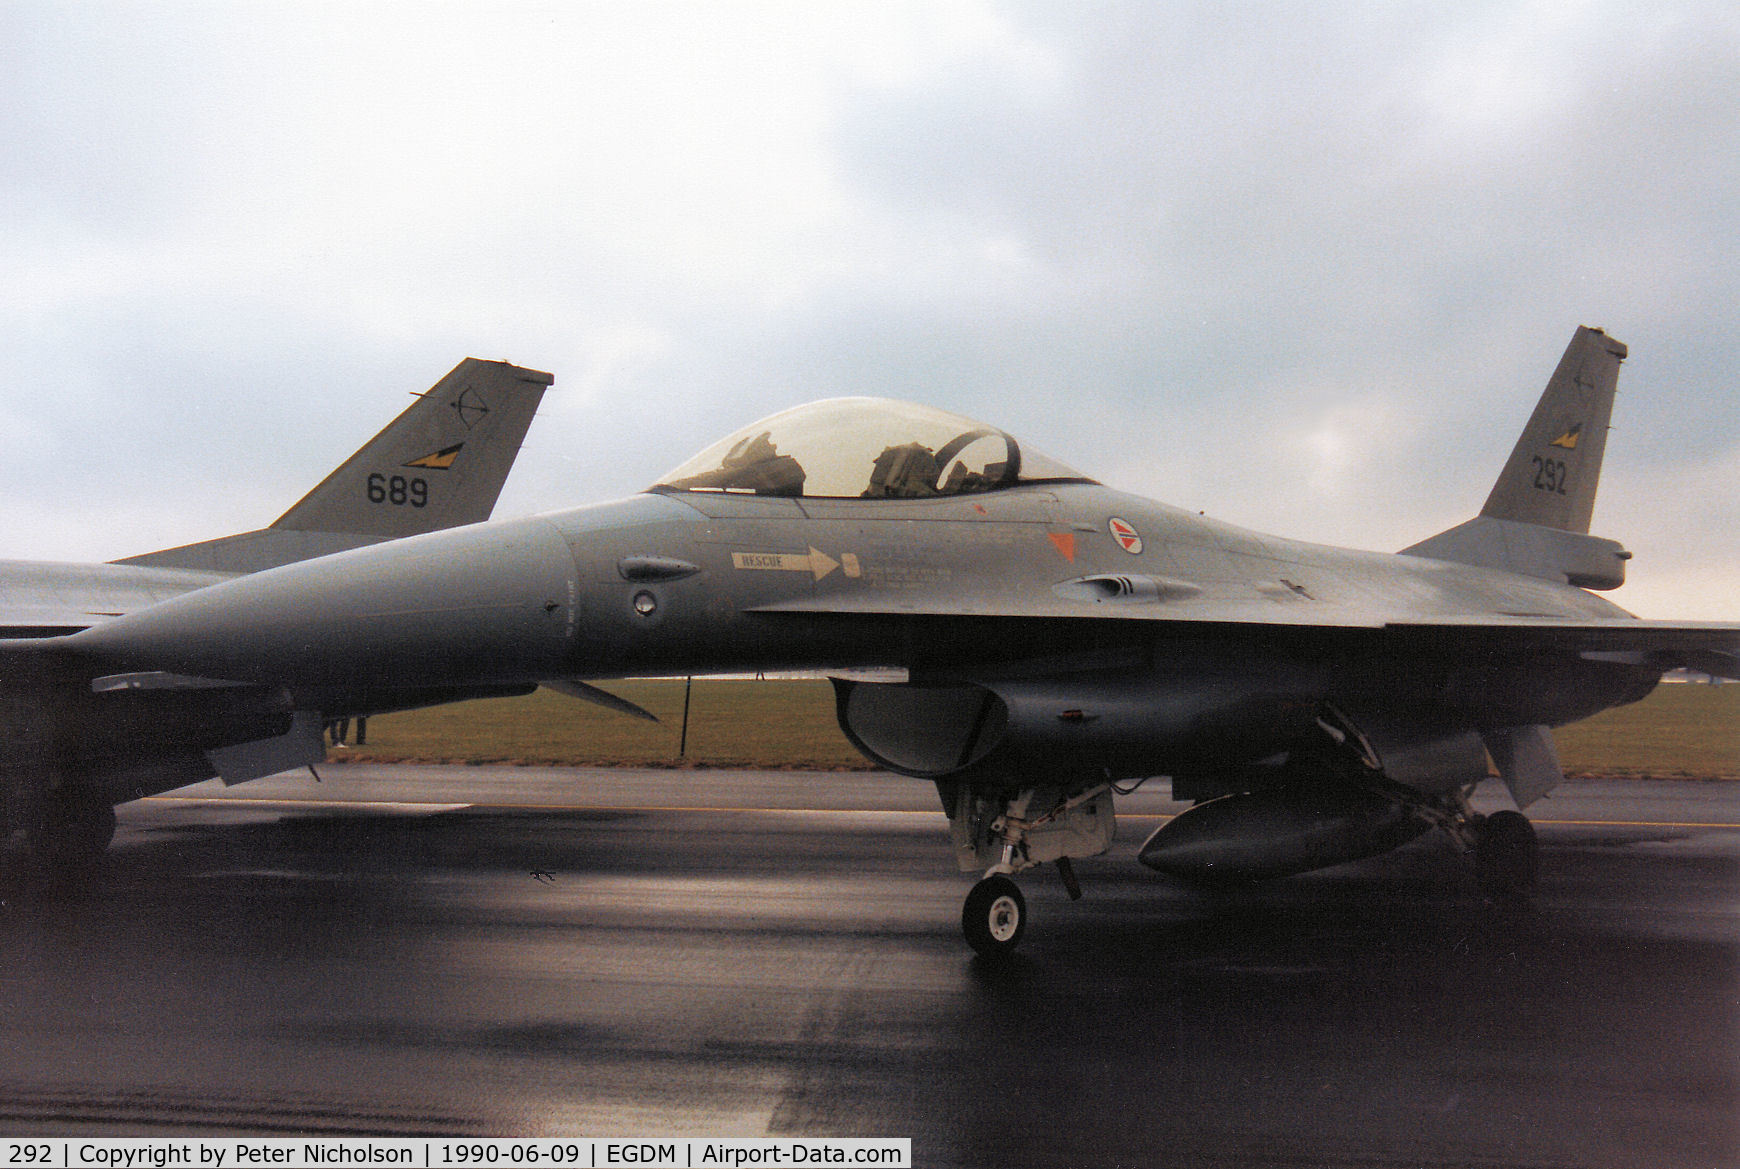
[33, 328, 1740, 954]
[0, 359, 552, 862]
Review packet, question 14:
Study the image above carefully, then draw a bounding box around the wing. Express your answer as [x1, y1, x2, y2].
[0, 561, 226, 639]
[750, 589, 1740, 678]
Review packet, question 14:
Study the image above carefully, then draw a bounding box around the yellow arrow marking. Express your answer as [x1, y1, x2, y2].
[733, 547, 842, 581]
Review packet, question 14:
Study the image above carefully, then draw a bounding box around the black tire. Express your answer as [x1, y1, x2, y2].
[1476, 810, 1539, 897]
[962, 875, 1026, 956]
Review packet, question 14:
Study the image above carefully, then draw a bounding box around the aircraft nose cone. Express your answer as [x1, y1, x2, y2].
[70, 517, 580, 688]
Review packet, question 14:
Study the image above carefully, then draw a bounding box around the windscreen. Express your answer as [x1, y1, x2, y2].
[650, 398, 1093, 499]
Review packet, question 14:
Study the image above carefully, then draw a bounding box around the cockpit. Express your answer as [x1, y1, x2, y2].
[649, 397, 1095, 499]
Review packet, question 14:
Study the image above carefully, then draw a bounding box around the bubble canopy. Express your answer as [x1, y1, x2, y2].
[649, 397, 1095, 500]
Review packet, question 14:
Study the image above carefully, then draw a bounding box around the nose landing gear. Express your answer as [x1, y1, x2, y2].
[949, 782, 1116, 956]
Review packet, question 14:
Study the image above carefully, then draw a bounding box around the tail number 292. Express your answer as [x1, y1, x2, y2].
[367, 473, 429, 508]
[1530, 456, 1568, 495]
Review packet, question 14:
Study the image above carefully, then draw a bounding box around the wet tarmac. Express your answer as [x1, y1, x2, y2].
[0, 767, 1735, 1168]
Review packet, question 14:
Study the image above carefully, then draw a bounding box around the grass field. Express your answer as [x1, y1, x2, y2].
[324, 678, 1740, 779]
[330, 679, 867, 769]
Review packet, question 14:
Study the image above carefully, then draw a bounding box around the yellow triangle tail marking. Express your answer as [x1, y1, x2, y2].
[404, 443, 465, 469]
[1549, 424, 1582, 450]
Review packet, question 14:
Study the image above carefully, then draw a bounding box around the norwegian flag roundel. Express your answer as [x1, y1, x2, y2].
[1108, 517, 1143, 554]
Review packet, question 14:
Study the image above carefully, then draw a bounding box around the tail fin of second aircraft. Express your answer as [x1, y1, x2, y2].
[268, 358, 552, 538]
[1402, 327, 1632, 590]
[117, 359, 553, 574]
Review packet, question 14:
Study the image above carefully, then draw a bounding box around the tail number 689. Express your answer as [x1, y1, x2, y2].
[367, 473, 429, 508]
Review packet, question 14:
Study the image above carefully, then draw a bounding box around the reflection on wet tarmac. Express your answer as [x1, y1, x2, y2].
[0, 771, 1734, 1167]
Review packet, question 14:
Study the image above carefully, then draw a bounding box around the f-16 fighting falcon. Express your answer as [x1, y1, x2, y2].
[15, 327, 1740, 954]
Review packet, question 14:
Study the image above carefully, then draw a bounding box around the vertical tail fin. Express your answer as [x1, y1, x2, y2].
[118, 358, 552, 573]
[269, 358, 552, 537]
[1402, 328, 1632, 590]
[1478, 326, 1627, 534]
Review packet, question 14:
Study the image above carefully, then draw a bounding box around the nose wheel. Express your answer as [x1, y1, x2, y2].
[962, 874, 1026, 956]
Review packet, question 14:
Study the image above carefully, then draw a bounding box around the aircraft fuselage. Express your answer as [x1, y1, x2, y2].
[57, 482, 1657, 801]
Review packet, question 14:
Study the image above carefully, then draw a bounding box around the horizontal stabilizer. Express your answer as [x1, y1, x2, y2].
[1402, 515, 1631, 590]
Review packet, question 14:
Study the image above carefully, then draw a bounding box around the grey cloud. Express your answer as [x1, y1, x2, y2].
[1, 1, 1734, 617]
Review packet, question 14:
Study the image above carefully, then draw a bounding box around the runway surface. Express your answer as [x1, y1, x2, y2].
[0, 765, 1735, 1168]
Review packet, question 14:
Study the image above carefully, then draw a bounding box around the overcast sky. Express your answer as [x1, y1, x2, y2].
[3, 1, 1735, 618]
